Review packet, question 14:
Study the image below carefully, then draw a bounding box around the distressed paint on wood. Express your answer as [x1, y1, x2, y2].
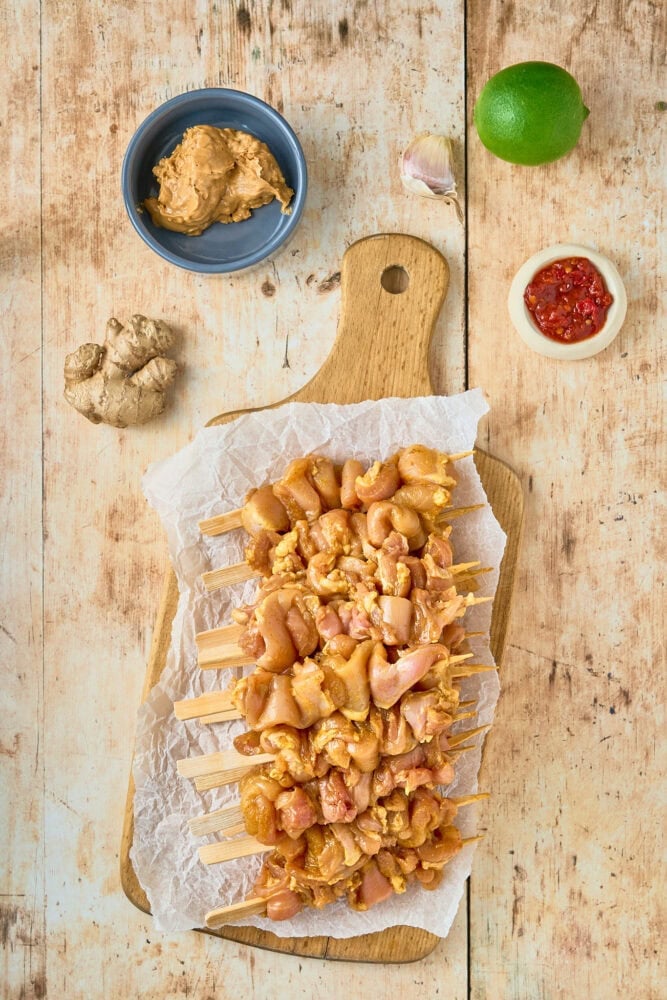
[467, 2, 666, 998]
[3, 0, 664, 996]
[0, 2, 46, 998]
[28, 1, 468, 997]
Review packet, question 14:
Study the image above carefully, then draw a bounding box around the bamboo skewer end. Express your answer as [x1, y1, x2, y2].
[199, 508, 244, 537]
[205, 897, 267, 929]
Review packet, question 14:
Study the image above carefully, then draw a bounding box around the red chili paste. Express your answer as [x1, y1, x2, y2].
[524, 257, 613, 343]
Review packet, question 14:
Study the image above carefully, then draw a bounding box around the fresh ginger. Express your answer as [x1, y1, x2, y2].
[64, 315, 178, 427]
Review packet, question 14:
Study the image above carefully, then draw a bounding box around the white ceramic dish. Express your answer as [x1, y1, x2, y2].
[507, 243, 627, 360]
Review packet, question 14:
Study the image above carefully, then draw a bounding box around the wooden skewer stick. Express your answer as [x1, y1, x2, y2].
[174, 691, 236, 721]
[437, 503, 485, 522]
[452, 710, 476, 723]
[460, 834, 485, 848]
[451, 792, 490, 807]
[196, 622, 245, 648]
[177, 748, 275, 780]
[456, 568, 493, 591]
[202, 562, 259, 592]
[199, 835, 271, 866]
[195, 767, 254, 792]
[200, 649, 255, 671]
[205, 896, 269, 928]
[199, 509, 244, 537]
[446, 724, 491, 748]
[189, 802, 244, 837]
[200, 709, 244, 724]
[449, 663, 497, 678]
[450, 560, 481, 574]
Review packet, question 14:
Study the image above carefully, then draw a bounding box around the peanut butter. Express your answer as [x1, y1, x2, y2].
[143, 125, 293, 236]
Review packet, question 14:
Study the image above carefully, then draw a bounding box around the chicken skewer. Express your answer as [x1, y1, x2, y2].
[204, 809, 483, 927]
[181, 723, 492, 796]
[177, 707, 478, 786]
[196, 783, 478, 863]
[197, 589, 492, 671]
[201, 555, 489, 595]
[204, 834, 485, 928]
[176, 634, 494, 727]
[198, 447, 475, 538]
[174, 660, 494, 728]
[195, 621, 487, 671]
[198, 788, 486, 866]
[190, 790, 487, 838]
[191, 738, 482, 793]
[200, 524, 493, 671]
[202, 489, 479, 591]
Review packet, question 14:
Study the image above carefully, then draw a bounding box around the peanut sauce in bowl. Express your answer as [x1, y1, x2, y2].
[508, 243, 627, 359]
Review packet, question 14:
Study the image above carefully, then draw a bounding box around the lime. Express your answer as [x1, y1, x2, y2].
[473, 62, 590, 165]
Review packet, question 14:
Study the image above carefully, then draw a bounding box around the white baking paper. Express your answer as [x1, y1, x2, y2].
[131, 390, 506, 938]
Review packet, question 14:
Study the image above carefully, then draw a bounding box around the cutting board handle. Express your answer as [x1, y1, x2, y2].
[298, 233, 449, 405]
[208, 233, 449, 427]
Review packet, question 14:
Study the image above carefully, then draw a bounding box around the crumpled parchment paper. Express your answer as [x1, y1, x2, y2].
[131, 390, 506, 938]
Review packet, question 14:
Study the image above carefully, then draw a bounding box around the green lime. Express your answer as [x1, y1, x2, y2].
[473, 61, 590, 165]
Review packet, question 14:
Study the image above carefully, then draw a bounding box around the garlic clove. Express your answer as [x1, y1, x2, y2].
[400, 132, 463, 222]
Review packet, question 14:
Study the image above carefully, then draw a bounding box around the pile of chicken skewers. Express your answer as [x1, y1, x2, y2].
[176, 446, 496, 926]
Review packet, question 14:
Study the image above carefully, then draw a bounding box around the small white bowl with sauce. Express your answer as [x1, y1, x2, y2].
[508, 243, 627, 360]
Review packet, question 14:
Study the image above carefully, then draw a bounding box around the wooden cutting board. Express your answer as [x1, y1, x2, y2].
[120, 233, 524, 963]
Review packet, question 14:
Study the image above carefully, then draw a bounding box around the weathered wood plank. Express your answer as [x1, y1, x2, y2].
[35, 0, 468, 995]
[466, 3, 666, 997]
[0, 2, 46, 998]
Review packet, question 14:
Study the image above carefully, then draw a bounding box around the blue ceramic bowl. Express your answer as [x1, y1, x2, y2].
[121, 88, 307, 274]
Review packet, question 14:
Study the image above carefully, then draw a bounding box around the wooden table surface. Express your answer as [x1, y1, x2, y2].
[2, 2, 664, 998]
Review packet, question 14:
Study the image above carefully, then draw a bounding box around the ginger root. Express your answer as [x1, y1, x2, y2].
[64, 315, 178, 427]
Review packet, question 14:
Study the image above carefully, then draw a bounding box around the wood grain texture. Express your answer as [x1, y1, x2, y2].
[0, 0, 46, 995]
[467, 3, 666, 998]
[32, 3, 468, 995]
[4, 0, 663, 994]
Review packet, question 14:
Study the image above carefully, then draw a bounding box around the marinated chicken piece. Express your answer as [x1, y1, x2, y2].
[354, 458, 401, 505]
[340, 459, 365, 509]
[241, 485, 290, 536]
[271, 455, 342, 525]
[273, 458, 325, 523]
[366, 500, 423, 548]
[309, 456, 341, 510]
[368, 643, 451, 709]
[235, 586, 320, 670]
[390, 482, 452, 517]
[397, 445, 457, 488]
[410, 588, 468, 645]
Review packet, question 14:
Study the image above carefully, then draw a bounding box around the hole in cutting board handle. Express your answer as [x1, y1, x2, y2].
[381, 265, 409, 294]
